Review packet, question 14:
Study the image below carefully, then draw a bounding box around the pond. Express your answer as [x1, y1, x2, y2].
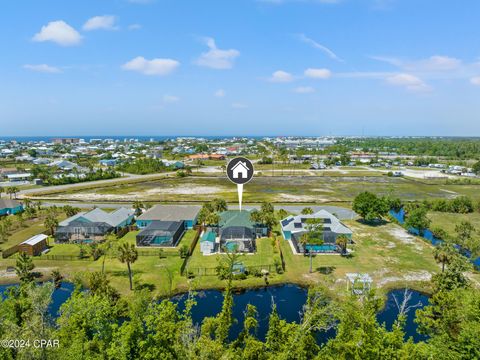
[173, 284, 429, 343]
[0, 283, 428, 343]
[0, 282, 75, 317]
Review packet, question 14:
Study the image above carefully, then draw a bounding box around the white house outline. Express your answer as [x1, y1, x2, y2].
[231, 161, 250, 179]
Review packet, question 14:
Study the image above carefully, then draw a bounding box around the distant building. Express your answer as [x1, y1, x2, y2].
[52, 138, 80, 145]
[99, 159, 118, 167]
[18, 234, 48, 256]
[136, 205, 200, 229]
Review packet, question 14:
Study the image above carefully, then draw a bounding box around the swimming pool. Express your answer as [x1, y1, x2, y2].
[305, 244, 338, 253]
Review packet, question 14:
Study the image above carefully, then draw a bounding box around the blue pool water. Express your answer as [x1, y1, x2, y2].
[305, 244, 338, 253]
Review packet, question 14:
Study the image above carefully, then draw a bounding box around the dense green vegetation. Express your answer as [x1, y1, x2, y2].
[116, 158, 173, 175]
[337, 137, 480, 159]
[0, 241, 478, 359]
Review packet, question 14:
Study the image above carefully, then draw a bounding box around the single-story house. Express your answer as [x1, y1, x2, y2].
[136, 205, 201, 229]
[0, 199, 24, 216]
[200, 231, 216, 254]
[215, 210, 267, 253]
[280, 210, 353, 253]
[99, 159, 118, 167]
[18, 234, 48, 256]
[6, 173, 31, 182]
[55, 207, 134, 243]
[136, 220, 185, 247]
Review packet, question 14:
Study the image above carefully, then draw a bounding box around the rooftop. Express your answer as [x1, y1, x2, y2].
[219, 210, 255, 229]
[59, 207, 133, 228]
[20, 234, 48, 246]
[137, 204, 201, 221]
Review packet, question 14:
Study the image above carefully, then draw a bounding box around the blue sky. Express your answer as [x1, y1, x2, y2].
[1, 0, 480, 136]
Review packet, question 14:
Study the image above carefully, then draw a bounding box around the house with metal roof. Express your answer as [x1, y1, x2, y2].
[136, 220, 185, 247]
[136, 205, 200, 229]
[280, 210, 352, 254]
[200, 231, 216, 254]
[55, 207, 134, 243]
[0, 199, 23, 216]
[18, 234, 48, 256]
[215, 210, 267, 253]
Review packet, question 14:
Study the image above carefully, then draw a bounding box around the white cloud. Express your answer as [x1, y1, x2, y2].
[196, 37, 240, 69]
[386, 73, 430, 92]
[304, 68, 331, 79]
[214, 89, 226, 97]
[163, 95, 179, 103]
[293, 86, 315, 93]
[122, 56, 179, 76]
[269, 70, 294, 82]
[83, 15, 118, 31]
[128, 24, 142, 30]
[23, 64, 62, 73]
[32, 20, 82, 46]
[371, 55, 461, 72]
[232, 102, 248, 109]
[471, 76, 480, 86]
[297, 34, 343, 62]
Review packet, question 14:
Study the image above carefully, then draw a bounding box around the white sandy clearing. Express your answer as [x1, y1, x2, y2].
[388, 226, 424, 251]
[279, 193, 332, 202]
[376, 270, 432, 286]
[146, 185, 224, 195]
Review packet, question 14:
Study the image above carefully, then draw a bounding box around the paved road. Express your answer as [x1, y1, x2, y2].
[17, 172, 176, 198]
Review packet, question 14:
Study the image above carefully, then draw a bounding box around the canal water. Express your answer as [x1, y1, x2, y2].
[390, 208, 480, 267]
[0, 283, 429, 343]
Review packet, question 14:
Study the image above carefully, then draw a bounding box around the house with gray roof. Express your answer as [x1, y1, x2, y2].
[136, 220, 185, 247]
[56, 207, 134, 243]
[0, 199, 23, 216]
[280, 210, 352, 254]
[136, 205, 200, 229]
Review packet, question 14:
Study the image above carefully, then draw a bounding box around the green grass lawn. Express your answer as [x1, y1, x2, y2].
[428, 211, 480, 236]
[46, 243, 81, 256]
[120, 229, 198, 253]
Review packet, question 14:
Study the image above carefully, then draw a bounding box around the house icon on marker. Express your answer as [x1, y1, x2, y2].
[231, 161, 250, 179]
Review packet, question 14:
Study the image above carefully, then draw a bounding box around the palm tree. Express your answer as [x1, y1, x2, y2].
[118, 243, 138, 290]
[205, 212, 220, 227]
[277, 209, 288, 220]
[44, 212, 59, 237]
[212, 198, 228, 212]
[299, 232, 314, 274]
[15, 252, 35, 283]
[299, 219, 324, 273]
[0, 186, 4, 198]
[336, 235, 349, 255]
[434, 241, 455, 272]
[133, 200, 144, 217]
[301, 207, 314, 215]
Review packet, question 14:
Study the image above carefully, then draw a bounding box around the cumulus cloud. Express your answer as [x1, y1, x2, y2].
[386, 73, 430, 92]
[304, 68, 331, 79]
[23, 64, 62, 73]
[83, 15, 118, 31]
[122, 56, 179, 76]
[196, 37, 240, 69]
[471, 76, 480, 86]
[269, 70, 294, 82]
[32, 20, 82, 46]
[214, 89, 226, 97]
[293, 86, 315, 93]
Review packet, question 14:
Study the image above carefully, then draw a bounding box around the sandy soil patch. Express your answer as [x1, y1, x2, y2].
[388, 226, 424, 251]
[279, 193, 333, 202]
[376, 270, 432, 286]
[146, 185, 225, 195]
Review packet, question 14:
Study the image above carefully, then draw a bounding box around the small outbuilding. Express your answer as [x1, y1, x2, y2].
[18, 234, 48, 256]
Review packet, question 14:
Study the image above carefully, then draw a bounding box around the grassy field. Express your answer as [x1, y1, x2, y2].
[29, 174, 480, 204]
[428, 211, 480, 236]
